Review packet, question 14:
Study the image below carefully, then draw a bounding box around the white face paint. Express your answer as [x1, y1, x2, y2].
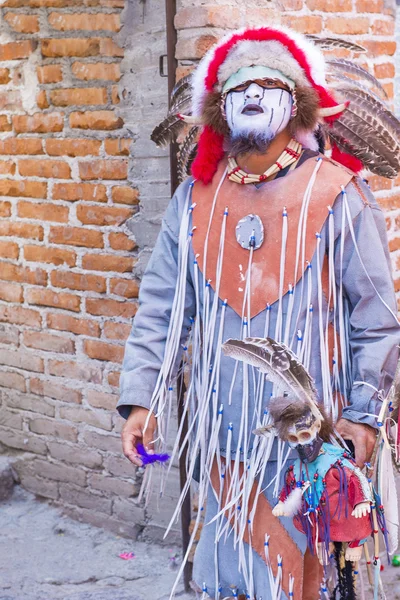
[225, 82, 293, 141]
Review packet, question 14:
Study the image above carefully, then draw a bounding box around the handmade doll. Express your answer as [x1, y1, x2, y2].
[222, 336, 375, 597]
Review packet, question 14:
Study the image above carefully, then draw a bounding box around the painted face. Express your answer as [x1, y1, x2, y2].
[225, 81, 293, 140]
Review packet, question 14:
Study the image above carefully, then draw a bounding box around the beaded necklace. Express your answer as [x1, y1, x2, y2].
[227, 138, 302, 185]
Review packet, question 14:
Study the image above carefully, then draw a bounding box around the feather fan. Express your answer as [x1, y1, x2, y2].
[151, 113, 186, 147]
[222, 337, 321, 419]
[306, 35, 366, 53]
[327, 58, 387, 98]
[169, 74, 192, 110]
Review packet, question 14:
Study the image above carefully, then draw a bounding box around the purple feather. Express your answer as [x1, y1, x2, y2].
[136, 444, 170, 466]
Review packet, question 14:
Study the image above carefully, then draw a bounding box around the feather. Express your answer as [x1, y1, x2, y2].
[328, 72, 389, 105]
[169, 74, 192, 110]
[329, 115, 400, 178]
[136, 444, 170, 465]
[150, 113, 186, 147]
[327, 59, 387, 98]
[169, 89, 193, 117]
[307, 35, 366, 53]
[221, 337, 320, 409]
[177, 126, 199, 183]
[279, 484, 307, 517]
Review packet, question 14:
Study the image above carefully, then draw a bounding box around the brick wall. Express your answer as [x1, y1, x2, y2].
[0, 0, 398, 542]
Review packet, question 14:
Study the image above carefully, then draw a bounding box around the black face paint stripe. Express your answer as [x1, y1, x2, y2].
[268, 107, 274, 127]
[279, 90, 283, 106]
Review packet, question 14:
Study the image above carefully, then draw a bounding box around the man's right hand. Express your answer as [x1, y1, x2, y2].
[121, 406, 157, 467]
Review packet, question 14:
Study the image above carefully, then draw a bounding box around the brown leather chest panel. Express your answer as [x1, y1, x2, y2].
[192, 156, 354, 319]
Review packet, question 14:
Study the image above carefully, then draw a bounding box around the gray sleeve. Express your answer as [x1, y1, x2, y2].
[335, 180, 400, 428]
[117, 180, 196, 419]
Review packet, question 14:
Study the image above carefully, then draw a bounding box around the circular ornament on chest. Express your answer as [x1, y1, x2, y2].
[235, 214, 264, 250]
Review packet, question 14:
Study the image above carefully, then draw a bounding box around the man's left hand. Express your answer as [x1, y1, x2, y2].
[335, 418, 377, 469]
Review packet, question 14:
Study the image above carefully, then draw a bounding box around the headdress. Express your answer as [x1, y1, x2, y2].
[152, 25, 400, 184]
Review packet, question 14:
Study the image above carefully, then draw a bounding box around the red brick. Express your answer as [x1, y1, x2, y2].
[108, 232, 136, 251]
[99, 38, 123, 57]
[0, 304, 41, 327]
[47, 312, 100, 337]
[0, 370, 26, 392]
[0, 179, 47, 198]
[36, 90, 49, 109]
[0, 89, 22, 111]
[0, 324, 19, 345]
[277, 0, 302, 7]
[0, 115, 12, 131]
[0, 69, 10, 84]
[0, 202, 10, 217]
[108, 370, 120, 387]
[77, 204, 132, 226]
[53, 182, 107, 202]
[361, 41, 396, 56]
[42, 38, 102, 58]
[24, 331, 75, 353]
[50, 87, 107, 107]
[0, 281, 22, 302]
[48, 359, 102, 383]
[356, 0, 383, 11]
[13, 113, 64, 133]
[110, 278, 139, 298]
[0, 347, 43, 372]
[29, 417, 77, 441]
[46, 138, 101, 157]
[49, 226, 103, 248]
[176, 34, 218, 60]
[50, 270, 106, 293]
[4, 12, 39, 33]
[18, 201, 68, 222]
[111, 186, 139, 205]
[371, 19, 395, 35]
[0, 40, 36, 61]
[82, 254, 134, 272]
[0, 160, 15, 174]
[382, 82, 393, 99]
[72, 62, 121, 81]
[175, 5, 241, 29]
[48, 12, 120, 31]
[103, 321, 131, 341]
[376, 194, 400, 210]
[374, 63, 395, 79]
[37, 64, 63, 83]
[79, 159, 127, 180]
[26, 287, 80, 312]
[325, 16, 370, 34]
[19, 159, 71, 179]
[306, 0, 352, 9]
[111, 85, 119, 104]
[0, 240, 19, 260]
[0, 262, 47, 286]
[0, 222, 43, 240]
[69, 110, 123, 130]
[0, 138, 42, 155]
[281, 15, 322, 33]
[30, 378, 82, 403]
[86, 298, 137, 318]
[24, 245, 75, 267]
[389, 237, 400, 252]
[104, 139, 131, 156]
[84, 339, 124, 362]
[87, 389, 117, 410]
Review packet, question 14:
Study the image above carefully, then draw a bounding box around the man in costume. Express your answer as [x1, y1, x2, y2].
[118, 26, 400, 599]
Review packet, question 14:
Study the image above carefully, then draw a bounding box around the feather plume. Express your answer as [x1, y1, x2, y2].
[327, 59, 387, 98]
[169, 74, 192, 110]
[307, 35, 366, 53]
[177, 126, 199, 183]
[329, 116, 399, 178]
[169, 90, 192, 117]
[328, 73, 388, 105]
[150, 113, 186, 147]
[222, 337, 320, 412]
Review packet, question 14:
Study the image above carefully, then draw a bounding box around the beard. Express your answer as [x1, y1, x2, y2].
[226, 129, 274, 156]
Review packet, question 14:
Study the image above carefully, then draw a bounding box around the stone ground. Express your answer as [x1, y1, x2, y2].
[1, 484, 400, 600]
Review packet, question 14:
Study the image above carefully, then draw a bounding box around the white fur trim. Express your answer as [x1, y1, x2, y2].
[191, 26, 327, 118]
[295, 130, 319, 151]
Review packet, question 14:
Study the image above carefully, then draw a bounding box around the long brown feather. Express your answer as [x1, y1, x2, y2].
[327, 58, 387, 98]
[177, 126, 199, 183]
[169, 90, 192, 116]
[150, 114, 186, 147]
[307, 35, 366, 53]
[169, 74, 192, 110]
[328, 73, 388, 105]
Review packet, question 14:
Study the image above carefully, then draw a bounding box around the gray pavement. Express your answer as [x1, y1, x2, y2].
[2, 484, 400, 600]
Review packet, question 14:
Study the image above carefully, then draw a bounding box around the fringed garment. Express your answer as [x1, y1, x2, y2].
[119, 152, 400, 599]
